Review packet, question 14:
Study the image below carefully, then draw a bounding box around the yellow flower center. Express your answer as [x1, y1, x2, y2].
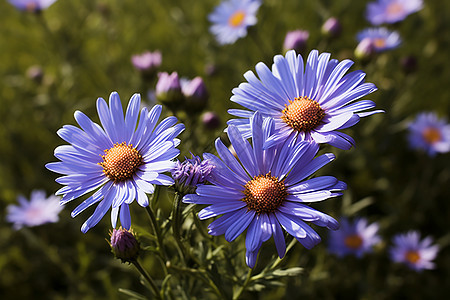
[344, 234, 363, 249]
[405, 250, 420, 264]
[99, 142, 143, 182]
[387, 3, 404, 15]
[373, 38, 386, 48]
[228, 10, 246, 27]
[281, 96, 326, 132]
[422, 127, 441, 144]
[243, 172, 287, 214]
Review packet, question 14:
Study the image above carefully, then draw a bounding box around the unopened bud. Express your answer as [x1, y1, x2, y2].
[110, 227, 140, 263]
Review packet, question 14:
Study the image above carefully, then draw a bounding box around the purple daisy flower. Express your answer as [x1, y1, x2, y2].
[228, 50, 382, 150]
[7, 0, 57, 12]
[46, 92, 184, 233]
[356, 28, 401, 52]
[6, 190, 63, 230]
[366, 0, 423, 25]
[390, 231, 439, 272]
[408, 112, 450, 156]
[327, 217, 381, 258]
[184, 112, 345, 268]
[209, 0, 261, 45]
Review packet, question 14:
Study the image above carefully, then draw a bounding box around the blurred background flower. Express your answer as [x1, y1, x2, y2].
[407, 112, 450, 156]
[390, 231, 439, 272]
[357, 27, 402, 52]
[327, 217, 381, 258]
[6, 190, 63, 230]
[366, 0, 423, 25]
[208, 0, 261, 45]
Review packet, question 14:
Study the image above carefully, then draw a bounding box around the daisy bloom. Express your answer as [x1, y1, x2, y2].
[6, 190, 63, 230]
[408, 112, 450, 156]
[327, 217, 381, 258]
[209, 0, 261, 45]
[366, 0, 423, 25]
[46, 92, 184, 233]
[184, 112, 345, 268]
[7, 0, 57, 12]
[228, 50, 382, 150]
[390, 231, 439, 272]
[356, 28, 401, 52]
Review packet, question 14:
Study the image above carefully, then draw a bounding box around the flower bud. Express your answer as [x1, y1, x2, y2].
[201, 111, 221, 130]
[155, 72, 183, 109]
[131, 51, 162, 79]
[354, 38, 375, 61]
[181, 77, 209, 113]
[283, 30, 309, 54]
[400, 55, 418, 74]
[322, 17, 342, 37]
[110, 227, 140, 263]
[172, 154, 214, 194]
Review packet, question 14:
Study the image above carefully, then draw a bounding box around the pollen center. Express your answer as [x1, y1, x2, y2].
[422, 127, 441, 144]
[387, 3, 404, 15]
[228, 10, 246, 27]
[373, 38, 386, 48]
[405, 250, 420, 264]
[100, 142, 143, 182]
[281, 96, 326, 132]
[344, 234, 363, 249]
[243, 172, 287, 214]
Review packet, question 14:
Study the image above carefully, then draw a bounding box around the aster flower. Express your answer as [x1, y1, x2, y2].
[407, 112, 450, 156]
[7, 0, 57, 12]
[366, 0, 423, 25]
[46, 92, 184, 233]
[327, 217, 381, 258]
[209, 0, 261, 45]
[172, 154, 215, 194]
[228, 50, 382, 150]
[390, 231, 439, 272]
[184, 112, 345, 268]
[356, 28, 401, 52]
[6, 190, 63, 230]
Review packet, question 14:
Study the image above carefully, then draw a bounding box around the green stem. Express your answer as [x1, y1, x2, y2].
[233, 269, 253, 300]
[270, 237, 297, 270]
[145, 205, 167, 259]
[172, 192, 187, 264]
[132, 260, 161, 299]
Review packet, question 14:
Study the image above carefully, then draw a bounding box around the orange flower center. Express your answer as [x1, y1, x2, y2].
[243, 172, 287, 214]
[405, 250, 420, 264]
[422, 127, 441, 144]
[281, 96, 326, 132]
[387, 3, 404, 15]
[228, 10, 246, 27]
[344, 234, 363, 249]
[99, 142, 143, 182]
[373, 38, 386, 48]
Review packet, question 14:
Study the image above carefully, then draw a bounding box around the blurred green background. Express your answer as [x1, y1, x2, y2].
[0, 0, 449, 299]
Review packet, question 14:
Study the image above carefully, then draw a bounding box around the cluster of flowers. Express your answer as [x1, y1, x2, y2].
[5, 0, 446, 272]
[328, 218, 439, 272]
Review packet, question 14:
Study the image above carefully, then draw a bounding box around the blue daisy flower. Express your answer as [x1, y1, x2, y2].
[327, 217, 381, 258]
[46, 92, 184, 233]
[184, 112, 345, 268]
[390, 231, 439, 272]
[228, 50, 382, 150]
[408, 112, 450, 156]
[366, 0, 423, 25]
[356, 28, 402, 52]
[209, 0, 261, 45]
